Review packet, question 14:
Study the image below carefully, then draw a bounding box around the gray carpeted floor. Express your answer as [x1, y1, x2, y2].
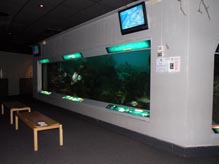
[1, 96, 219, 164]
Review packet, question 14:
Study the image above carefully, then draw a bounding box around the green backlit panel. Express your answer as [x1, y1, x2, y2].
[62, 95, 84, 102]
[39, 58, 50, 64]
[106, 40, 151, 53]
[106, 104, 150, 118]
[212, 125, 219, 133]
[40, 90, 52, 95]
[62, 52, 82, 60]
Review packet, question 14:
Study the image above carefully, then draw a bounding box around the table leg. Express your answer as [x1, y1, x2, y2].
[1, 104, 4, 115]
[59, 125, 63, 146]
[33, 129, 38, 151]
[10, 108, 31, 125]
[10, 109, 15, 125]
[15, 115, 19, 130]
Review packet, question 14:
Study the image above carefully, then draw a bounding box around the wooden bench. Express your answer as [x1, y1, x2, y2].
[1, 101, 31, 124]
[15, 111, 63, 151]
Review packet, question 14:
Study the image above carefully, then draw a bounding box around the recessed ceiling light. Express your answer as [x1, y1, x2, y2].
[39, 4, 44, 8]
[42, 40, 47, 45]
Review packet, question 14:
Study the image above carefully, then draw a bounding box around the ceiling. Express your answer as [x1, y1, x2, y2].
[0, 0, 139, 54]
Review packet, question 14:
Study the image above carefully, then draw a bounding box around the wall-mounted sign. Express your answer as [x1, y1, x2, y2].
[168, 56, 181, 73]
[157, 45, 164, 57]
[156, 56, 181, 73]
[156, 57, 168, 73]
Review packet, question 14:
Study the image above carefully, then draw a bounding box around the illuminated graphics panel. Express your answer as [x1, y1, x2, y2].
[106, 104, 150, 118]
[62, 95, 84, 102]
[40, 90, 52, 95]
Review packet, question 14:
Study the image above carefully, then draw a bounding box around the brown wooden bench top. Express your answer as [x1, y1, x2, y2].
[15, 111, 63, 151]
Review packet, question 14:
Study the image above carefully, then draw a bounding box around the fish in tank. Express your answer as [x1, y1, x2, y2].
[42, 49, 151, 112]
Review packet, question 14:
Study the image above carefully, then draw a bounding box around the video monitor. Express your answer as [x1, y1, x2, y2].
[32, 44, 40, 56]
[118, 2, 148, 35]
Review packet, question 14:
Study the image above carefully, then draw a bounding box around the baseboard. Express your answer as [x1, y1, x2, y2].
[97, 120, 219, 157]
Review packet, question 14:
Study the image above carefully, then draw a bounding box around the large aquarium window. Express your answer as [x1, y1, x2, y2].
[42, 49, 150, 114]
[213, 45, 219, 125]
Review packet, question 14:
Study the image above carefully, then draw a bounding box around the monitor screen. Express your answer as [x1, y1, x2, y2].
[32, 44, 40, 56]
[118, 2, 148, 35]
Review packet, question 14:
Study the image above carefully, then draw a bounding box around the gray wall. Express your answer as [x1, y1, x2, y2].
[33, 0, 219, 147]
[186, 0, 219, 146]
[0, 51, 33, 95]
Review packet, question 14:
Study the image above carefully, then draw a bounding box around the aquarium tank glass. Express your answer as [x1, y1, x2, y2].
[42, 49, 150, 113]
[213, 45, 219, 124]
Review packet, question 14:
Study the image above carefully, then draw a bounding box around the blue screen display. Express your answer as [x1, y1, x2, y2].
[33, 45, 40, 56]
[119, 4, 145, 30]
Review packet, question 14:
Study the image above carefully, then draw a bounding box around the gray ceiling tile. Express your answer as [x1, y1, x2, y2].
[100, 0, 135, 8]
[0, 0, 137, 54]
[63, 0, 94, 10]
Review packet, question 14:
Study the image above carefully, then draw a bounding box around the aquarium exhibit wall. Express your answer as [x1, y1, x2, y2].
[42, 49, 151, 117]
[33, 0, 219, 149]
[213, 46, 219, 124]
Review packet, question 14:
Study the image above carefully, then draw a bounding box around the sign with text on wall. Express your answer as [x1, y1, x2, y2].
[156, 57, 168, 73]
[156, 56, 181, 73]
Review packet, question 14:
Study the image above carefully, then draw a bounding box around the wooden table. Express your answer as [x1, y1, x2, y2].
[15, 111, 63, 151]
[1, 101, 31, 124]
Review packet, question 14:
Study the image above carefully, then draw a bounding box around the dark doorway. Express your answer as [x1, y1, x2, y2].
[19, 78, 33, 96]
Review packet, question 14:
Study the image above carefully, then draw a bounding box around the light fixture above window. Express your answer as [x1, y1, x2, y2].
[62, 52, 83, 60]
[106, 40, 151, 54]
[39, 58, 50, 64]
